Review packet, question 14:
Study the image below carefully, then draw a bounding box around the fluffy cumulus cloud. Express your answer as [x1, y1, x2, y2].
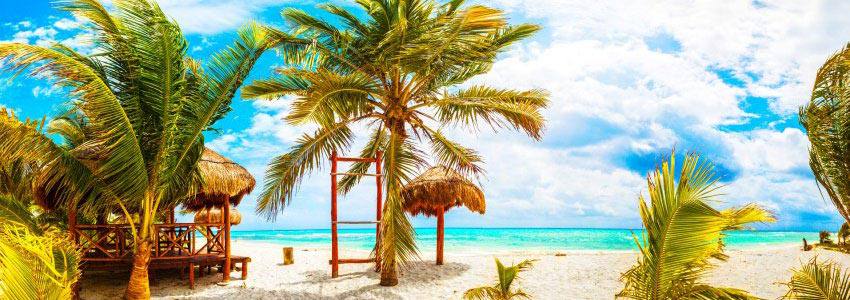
[444, 0, 850, 229]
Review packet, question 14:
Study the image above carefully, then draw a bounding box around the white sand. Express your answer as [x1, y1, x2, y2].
[80, 240, 850, 299]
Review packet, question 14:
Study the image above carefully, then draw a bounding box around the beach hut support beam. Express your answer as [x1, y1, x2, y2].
[436, 206, 444, 265]
[222, 196, 232, 282]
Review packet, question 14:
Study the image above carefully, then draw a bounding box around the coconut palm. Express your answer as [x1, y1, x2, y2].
[463, 258, 535, 300]
[839, 222, 850, 245]
[800, 44, 850, 224]
[242, 0, 547, 285]
[0, 194, 81, 300]
[0, 0, 279, 298]
[616, 152, 775, 300]
[783, 258, 850, 300]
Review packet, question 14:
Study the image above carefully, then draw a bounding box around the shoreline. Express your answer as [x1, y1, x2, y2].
[80, 240, 846, 299]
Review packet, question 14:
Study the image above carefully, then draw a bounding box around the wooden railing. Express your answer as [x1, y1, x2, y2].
[73, 222, 225, 262]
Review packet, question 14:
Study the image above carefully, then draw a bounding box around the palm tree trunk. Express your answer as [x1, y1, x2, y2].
[380, 265, 399, 286]
[124, 240, 152, 299]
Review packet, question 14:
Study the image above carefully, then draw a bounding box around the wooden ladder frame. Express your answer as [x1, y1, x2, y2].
[330, 151, 383, 278]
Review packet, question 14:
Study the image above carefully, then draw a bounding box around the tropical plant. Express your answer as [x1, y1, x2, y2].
[800, 44, 850, 224]
[243, 0, 547, 286]
[0, 0, 279, 298]
[463, 258, 535, 300]
[782, 258, 850, 300]
[821, 230, 834, 244]
[0, 194, 81, 300]
[839, 222, 850, 245]
[616, 152, 775, 300]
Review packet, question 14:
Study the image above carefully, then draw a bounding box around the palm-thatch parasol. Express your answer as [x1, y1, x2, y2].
[182, 148, 255, 212]
[193, 207, 242, 225]
[401, 166, 485, 265]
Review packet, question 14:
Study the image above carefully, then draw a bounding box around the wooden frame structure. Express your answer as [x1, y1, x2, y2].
[67, 203, 248, 289]
[329, 151, 383, 278]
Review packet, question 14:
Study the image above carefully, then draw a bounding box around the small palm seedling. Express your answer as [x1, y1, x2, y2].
[464, 258, 536, 300]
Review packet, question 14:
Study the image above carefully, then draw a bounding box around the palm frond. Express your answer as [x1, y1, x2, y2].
[432, 86, 549, 140]
[0, 194, 81, 300]
[617, 152, 773, 300]
[0, 43, 149, 204]
[256, 121, 356, 219]
[783, 258, 850, 300]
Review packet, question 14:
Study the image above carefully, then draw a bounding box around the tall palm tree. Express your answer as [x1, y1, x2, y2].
[783, 258, 850, 300]
[800, 44, 850, 224]
[242, 0, 547, 285]
[463, 258, 535, 300]
[617, 152, 775, 300]
[0, 0, 279, 298]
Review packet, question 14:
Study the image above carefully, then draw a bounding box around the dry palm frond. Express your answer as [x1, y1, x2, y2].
[616, 152, 774, 300]
[783, 258, 850, 300]
[193, 207, 242, 225]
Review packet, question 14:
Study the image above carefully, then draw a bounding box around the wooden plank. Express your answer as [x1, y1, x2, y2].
[335, 221, 379, 225]
[331, 172, 381, 177]
[327, 258, 376, 264]
[336, 157, 376, 163]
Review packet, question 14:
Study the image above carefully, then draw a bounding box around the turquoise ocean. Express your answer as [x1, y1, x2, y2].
[232, 228, 818, 251]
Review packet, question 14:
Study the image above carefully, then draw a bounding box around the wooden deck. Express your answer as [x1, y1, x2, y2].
[74, 222, 248, 288]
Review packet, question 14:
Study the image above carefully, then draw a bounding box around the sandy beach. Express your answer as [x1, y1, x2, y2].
[78, 240, 850, 299]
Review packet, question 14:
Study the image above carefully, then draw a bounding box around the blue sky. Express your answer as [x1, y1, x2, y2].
[1, 0, 849, 231]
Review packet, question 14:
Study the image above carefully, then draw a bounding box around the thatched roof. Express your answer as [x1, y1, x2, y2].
[182, 148, 255, 211]
[193, 207, 242, 225]
[34, 148, 255, 212]
[401, 166, 485, 217]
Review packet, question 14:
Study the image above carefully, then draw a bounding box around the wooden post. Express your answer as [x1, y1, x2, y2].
[436, 206, 445, 265]
[68, 200, 79, 299]
[330, 152, 339, 278]
[374, 150, 383, 272]
[283, 247, 294, 265]
[68, 201, 77, 244]
[222, 197, 231, 282]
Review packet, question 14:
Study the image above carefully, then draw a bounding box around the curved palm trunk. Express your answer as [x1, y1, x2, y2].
[124, 240, 152, 299]
[379, 122, 408, 287]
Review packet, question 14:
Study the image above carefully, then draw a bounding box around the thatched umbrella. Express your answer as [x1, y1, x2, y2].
[402, 166, 485, 265]
[182, 148, 255, 212]
[193, 207, 242, 225]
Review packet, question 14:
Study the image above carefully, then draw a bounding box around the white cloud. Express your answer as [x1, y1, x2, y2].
[144, 0, 285, 34]
[53, 18, 80, 30]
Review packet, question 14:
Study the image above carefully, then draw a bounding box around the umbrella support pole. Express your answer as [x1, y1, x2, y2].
[330, 151, 383, 278]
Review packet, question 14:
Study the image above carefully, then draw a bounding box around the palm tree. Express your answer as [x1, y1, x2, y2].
[617, 152, 775, 300]
[800, 44, 850, 224]
[0, 194, 81, 299]
[839, 222, 850, 245]
[783, 258, 850, 299]
[0, 0, 278, 298]
[242, 0, 547, 286]
[463, 258, 535, 300]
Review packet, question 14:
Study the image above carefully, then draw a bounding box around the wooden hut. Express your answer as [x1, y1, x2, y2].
[401, 166, 485, 265]
[36, 147, 255, 288]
